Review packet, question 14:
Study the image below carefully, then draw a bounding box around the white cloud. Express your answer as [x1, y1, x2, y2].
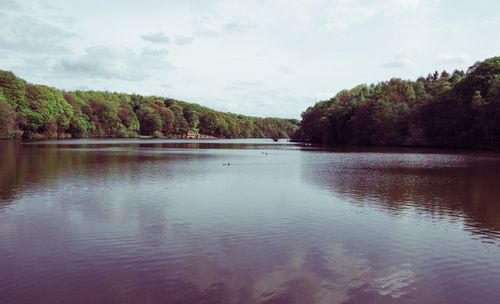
[173, 35, 194, 45]
[0, 0, 22, 12]
[382, 57, 415, 69]
[54, 46, 172, 81]
[437, 53, 471, 65]
[0, 14, 75, 54]
[142, 32, 170, 44]
[194, 27, 220, 37]
[395, 0, 425, 8]
[222, 19, 254, 34]
[278, 66, 294, 74]
[322, 4, 377, 32]
[481, 18, 498, 26]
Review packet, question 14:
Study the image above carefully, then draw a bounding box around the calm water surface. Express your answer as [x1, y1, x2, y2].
[1, 139, 499, 304]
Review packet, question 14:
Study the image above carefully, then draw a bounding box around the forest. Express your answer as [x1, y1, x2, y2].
[1, 56, 499, 147]
[0, 71, 298, 140]
[295, 56, 500, 148]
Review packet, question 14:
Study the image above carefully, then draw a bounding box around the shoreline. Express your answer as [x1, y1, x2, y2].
[1, 137, 499, 153]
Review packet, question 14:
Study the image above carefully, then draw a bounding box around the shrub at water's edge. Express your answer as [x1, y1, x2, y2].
[294, 56, 500, 148]
[0, 71, 298, 140]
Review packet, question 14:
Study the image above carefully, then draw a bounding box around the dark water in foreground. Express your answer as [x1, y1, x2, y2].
[1, 139, 499, 304]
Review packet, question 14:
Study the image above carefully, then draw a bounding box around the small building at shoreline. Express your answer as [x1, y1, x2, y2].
[182, 130, 216, 139]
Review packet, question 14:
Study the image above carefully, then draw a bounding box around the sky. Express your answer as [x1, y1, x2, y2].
[0, 0, 499, 118]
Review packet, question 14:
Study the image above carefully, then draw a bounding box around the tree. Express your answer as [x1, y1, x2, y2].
[159, 107, 175, 135]
[136, 104, 162, 135]
[0, 71, 26, 109]
[0, 70, 299, 140]
[294, 56, 500, 148]
[183, 108, 199, 129]
[0, 93, 18, 138]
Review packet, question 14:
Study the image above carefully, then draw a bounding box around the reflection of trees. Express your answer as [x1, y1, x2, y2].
[301, 151, 500, 239]
[0, 141, 214, 207]
[0, 139, 291, 208]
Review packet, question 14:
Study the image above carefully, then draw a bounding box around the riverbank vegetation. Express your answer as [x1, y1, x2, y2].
[0, 71, 298, 139]
[295, 56, 500, 148]
[2, 56, 499, 146]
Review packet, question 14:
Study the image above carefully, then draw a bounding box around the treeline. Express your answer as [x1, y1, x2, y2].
[295, 56, 500, 148]
[0, 71, 298, 140]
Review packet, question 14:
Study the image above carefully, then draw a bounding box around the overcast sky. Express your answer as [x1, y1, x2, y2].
[0, 0, 499, 118]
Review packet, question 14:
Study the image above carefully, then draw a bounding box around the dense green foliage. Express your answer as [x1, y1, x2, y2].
[4, 56, 499, 146]
[295, 56, 500, 148]
[0, 71, 298, 139]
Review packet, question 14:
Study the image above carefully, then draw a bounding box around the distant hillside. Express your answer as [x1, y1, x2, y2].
[0, 71, 298, 140]
[295, 56, 500, 148]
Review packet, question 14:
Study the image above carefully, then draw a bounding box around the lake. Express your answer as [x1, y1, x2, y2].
[0, 139, 499, 304]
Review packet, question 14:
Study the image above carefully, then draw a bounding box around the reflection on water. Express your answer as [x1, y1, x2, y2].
[301, 150, 500, 241]
[0, 139, 499, 304]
